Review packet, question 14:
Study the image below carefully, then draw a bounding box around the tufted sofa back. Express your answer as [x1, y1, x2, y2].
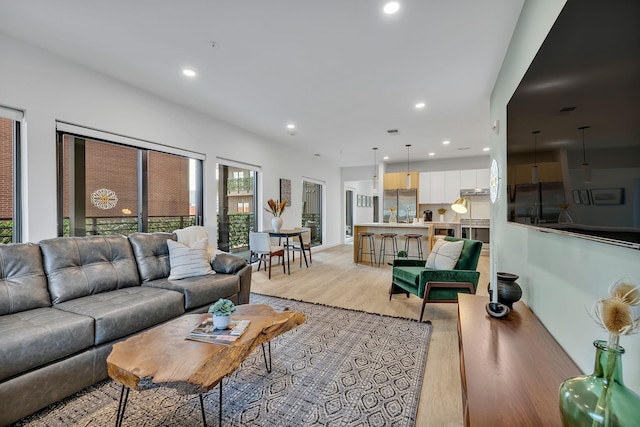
[127, 232, 176, 282]
[39, 235, 141, 304]
[0, 243, 51, 315]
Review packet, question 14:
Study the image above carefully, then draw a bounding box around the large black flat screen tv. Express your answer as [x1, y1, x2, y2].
[506, 0, 640, 249]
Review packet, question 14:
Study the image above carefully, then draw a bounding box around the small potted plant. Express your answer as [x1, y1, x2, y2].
[208, 298, 236, 329]
[438, 208, 447, 222]
[396, 250, 408, 259]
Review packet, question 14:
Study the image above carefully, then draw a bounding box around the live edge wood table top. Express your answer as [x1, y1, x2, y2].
[457, 294, 581, 427]
[107, 304, 306, 395]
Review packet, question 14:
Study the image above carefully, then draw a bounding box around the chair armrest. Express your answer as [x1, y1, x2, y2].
[417, 269, 480, 297]
[392, 259, 427, 268]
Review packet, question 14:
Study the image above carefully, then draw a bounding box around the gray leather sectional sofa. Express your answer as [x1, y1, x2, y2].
[0, 232, 251, 426]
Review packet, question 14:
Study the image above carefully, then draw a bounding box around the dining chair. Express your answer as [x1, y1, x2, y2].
[249, 232, 285, 279]
[288, 227, 312, 267]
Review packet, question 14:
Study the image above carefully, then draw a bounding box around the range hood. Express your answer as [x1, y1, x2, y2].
[460, 188, 490, 196]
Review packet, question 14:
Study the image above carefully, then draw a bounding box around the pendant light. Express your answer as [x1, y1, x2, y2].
[531, 130, 540, 185]
[372, 147, 378, 192]
[579, 126, 592, 183]
[405, 144, 412, 189]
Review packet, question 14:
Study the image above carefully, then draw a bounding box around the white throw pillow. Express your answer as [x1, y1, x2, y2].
[425, 239, 464, 270]
[167, 239, 215, 280]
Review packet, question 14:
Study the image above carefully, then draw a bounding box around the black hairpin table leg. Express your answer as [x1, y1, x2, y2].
[115, 385, 129, 427]
[261, 341, 272, 373]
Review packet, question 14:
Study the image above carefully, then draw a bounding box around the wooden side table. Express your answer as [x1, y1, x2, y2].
[457, 294, 581, 426]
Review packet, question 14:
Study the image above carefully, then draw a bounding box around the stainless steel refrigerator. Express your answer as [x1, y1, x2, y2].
[383, 189, 417, 223]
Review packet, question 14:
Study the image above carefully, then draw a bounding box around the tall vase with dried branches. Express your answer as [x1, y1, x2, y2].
[265, 199, 286, 232]
[559, 278, 640, 426]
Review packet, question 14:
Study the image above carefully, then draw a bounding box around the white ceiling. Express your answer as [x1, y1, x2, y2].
[0, 0, 524, 167]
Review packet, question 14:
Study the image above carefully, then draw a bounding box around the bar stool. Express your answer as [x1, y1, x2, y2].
[357, 232, 376, 266]
[378, 233, 398, 267]
[403, 234, 424, 259]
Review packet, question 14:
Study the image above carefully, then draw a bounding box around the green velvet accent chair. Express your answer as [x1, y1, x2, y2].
[390, 237, 483, 322]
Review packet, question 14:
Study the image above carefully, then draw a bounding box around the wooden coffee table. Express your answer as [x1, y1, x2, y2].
[107, 304, 306, 426]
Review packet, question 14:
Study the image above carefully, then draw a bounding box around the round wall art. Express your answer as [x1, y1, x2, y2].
[90, 188, 118, 210]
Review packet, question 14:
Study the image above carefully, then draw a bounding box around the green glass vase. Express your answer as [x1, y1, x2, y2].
[559, 340, 640, 426]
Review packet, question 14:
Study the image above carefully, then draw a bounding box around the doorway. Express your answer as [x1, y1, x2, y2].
[345, 189, 354, 238]
[302, 180, 323, 245]
[217, 164, 257, 255]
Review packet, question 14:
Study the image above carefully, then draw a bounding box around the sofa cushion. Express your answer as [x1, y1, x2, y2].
[128, 232, 175, 282]
[167, 239, 214, 280]
[0, 243, 51, 315]
[54, 287, 184, 345]
[143, 274, 240, 310]
[211, 252, 248, 274]
[425, 239, 464, 270]
[0, 307, 94, 381]
[39, 235, 141, 304]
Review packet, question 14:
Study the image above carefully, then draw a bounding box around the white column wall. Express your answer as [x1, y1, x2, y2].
[0, 33, 341, 247]
[490, 0, 640, 393]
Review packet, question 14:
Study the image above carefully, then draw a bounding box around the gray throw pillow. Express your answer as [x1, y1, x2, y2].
[212, 253, 247, 274]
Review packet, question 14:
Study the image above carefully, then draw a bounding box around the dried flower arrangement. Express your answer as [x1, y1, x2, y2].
[265, 199, 287, 217]
[437, 208, 447, 215]
[592, 278, 640, 348]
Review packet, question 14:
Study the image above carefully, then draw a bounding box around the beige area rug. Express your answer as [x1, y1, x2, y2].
[15, 294, 432, 427]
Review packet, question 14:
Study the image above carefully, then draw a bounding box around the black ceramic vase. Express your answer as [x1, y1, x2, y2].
[487, 272, 522, 309]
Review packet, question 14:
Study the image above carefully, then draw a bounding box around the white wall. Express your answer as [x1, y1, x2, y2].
[0, 33, 341, 247]
[491, 0, 640, 393]
[344, 180, 375, 226]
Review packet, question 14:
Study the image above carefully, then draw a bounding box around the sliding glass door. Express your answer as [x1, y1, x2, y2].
[217, 164, 257, 255]
[0, 108, 22, 243]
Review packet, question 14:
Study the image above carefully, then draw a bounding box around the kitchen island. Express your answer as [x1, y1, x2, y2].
[353, 222, 434, 264]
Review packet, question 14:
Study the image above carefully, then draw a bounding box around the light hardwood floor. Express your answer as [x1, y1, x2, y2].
[250, 243, 490, 427]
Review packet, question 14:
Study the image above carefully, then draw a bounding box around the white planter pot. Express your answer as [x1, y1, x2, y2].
[213, 314, 231, 330]
[440, 214, 445, 222]
[272, 216, 283, 232]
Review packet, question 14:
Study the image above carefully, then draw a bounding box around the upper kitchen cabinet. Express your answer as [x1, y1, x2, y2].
[460, 168, 490, 190]
[444, 170, 461, 203]
[419, 171, 460, 204]
[383, 172, 419, 190]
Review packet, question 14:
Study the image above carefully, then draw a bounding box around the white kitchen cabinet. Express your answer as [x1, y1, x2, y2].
[421, 169, 489, 203]
[476, 168, 490, 189]
[460, 170, 477, 189]
[444, 170, 461, 203]
[429, 171, 445, 203]
[419, 172, 430, 203]
[460, 169, 490, 189]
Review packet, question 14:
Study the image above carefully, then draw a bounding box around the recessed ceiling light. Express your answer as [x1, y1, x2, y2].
[483, 147, 490, 151]
[383, 2, 400, 14]
[182, 69, 196, 77]
[287, 124, 295, 129]
[442, 140, 450, 145]
[415, 102, 425, 109]
[383, 156, 389, 160]
[429, 152, 435, 156]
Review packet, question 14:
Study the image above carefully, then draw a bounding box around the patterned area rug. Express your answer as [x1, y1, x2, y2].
[15, 294, 432, 427]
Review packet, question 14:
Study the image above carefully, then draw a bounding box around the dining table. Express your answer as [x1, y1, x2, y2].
[267, 229, 309, 274]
